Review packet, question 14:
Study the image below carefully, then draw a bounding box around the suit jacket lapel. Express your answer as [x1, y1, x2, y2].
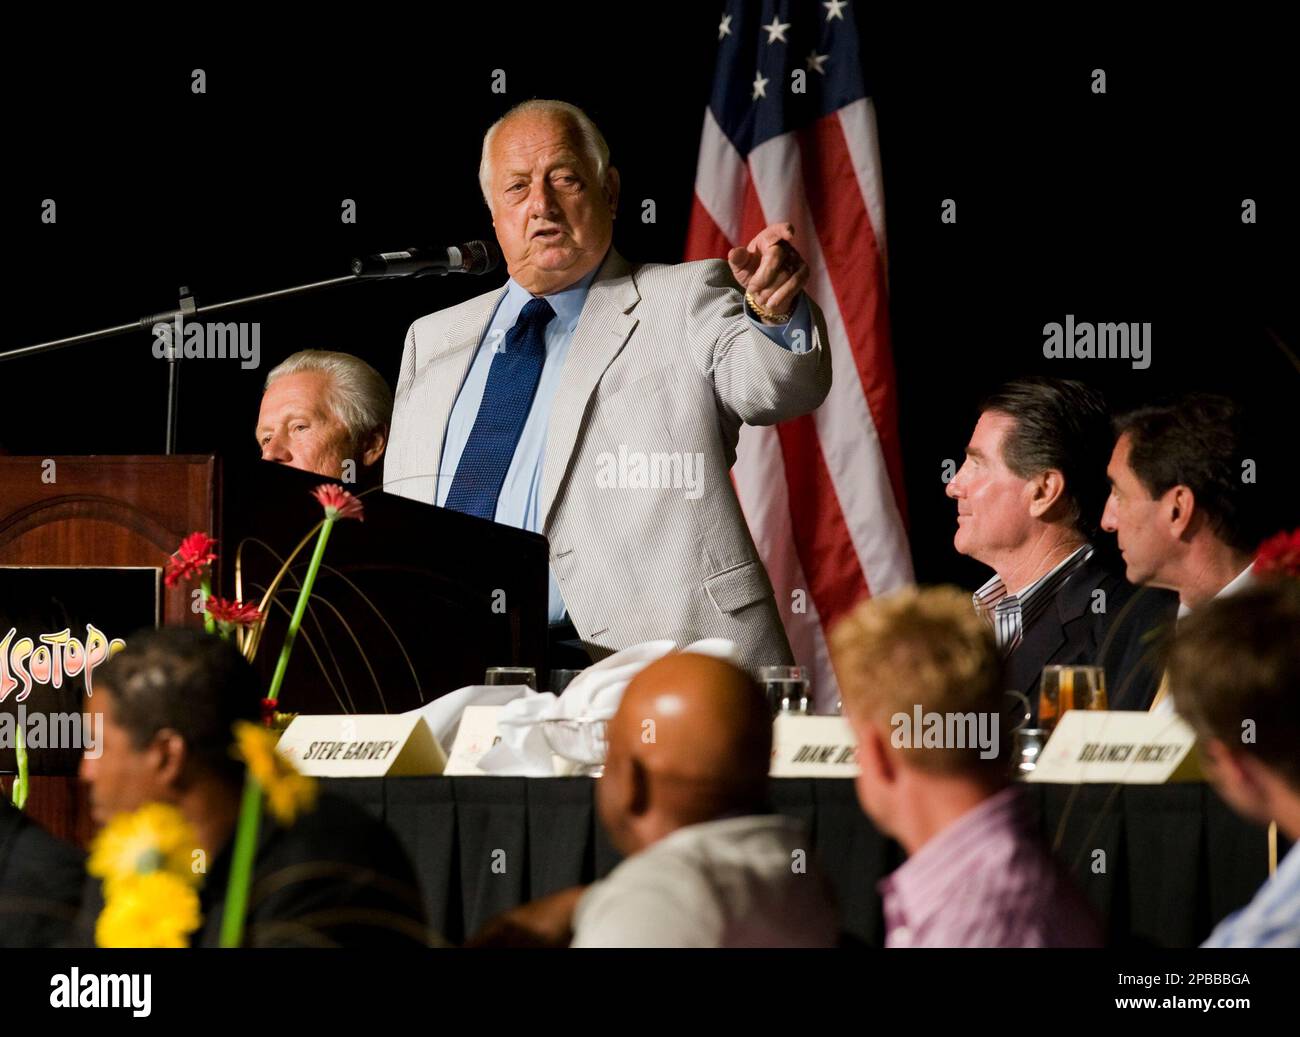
[540, 249, 640, 531]
[1008, 612, 1066, 697]
[1007, 554, 1102, 696]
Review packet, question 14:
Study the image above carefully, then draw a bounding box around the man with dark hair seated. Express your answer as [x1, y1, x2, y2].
[74, 627, 430, 947]
[1102, 394, 1277, 714]
[0, 799, 85, 947]
[947, 376, 1175, 716]
[1168, 581, 1300, 947]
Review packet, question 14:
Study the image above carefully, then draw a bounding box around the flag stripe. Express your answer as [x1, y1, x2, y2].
[837, 98, 890, 276]
[691, 107, 747, 247]
[730, 421, 840, 712]
[776, 414, 875, 626]
[798, 112, 907, 524]
[685, 5, 913, 706]
[745, 128, 912, 596]
[683, 193, 732, 263]
[728, 162, 876, 646]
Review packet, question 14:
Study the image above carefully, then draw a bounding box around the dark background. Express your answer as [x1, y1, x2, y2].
[5, 8, 1296, 587]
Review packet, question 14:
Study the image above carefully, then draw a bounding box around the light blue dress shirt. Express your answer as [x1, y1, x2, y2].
[1201, 840, 1300, 947]
[438, 253, 812, 623]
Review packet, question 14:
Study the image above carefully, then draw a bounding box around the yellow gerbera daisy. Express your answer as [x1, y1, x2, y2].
[88, 802, 202, 892]
[96, 871, 202, 948]
[233, 720, 318, 825]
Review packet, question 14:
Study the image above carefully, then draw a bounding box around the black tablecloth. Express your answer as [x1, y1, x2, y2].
[326, 778, 1275, 947]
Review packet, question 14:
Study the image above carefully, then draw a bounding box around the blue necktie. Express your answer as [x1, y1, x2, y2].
[444, 297, 556, 520]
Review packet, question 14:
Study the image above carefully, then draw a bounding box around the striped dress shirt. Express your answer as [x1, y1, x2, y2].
[1202, 841, 1300, 947]
[973, 544, 1094, 654]
[878, 785, 1102, 947]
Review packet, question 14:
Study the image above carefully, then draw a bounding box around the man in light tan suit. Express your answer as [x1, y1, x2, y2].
[383, 100, 831, 671]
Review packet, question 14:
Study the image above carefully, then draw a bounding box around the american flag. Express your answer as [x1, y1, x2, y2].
[685, 0, 912, 709]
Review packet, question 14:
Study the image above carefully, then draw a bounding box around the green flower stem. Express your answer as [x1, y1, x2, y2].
[219, 774, 263, 948]
[201, 575, 215, 636]
[11, 723, 27, 810]
[265, 515, 335, 703]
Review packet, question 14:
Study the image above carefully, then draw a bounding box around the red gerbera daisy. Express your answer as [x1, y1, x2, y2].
[164, 532, 218, 587]
[311, 484, 364, 522]
[204, 596, 263, 627]
[1254, 528, 1300, 579]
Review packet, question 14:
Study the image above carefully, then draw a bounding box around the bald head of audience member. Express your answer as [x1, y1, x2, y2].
[596, 653, 771, 858]
[830, 586, 1008, 854]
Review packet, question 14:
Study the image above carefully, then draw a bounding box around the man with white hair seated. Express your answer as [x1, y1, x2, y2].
[256, 349, 393, 482]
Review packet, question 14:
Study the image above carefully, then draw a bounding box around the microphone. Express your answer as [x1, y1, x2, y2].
[351, 239, 502, 278]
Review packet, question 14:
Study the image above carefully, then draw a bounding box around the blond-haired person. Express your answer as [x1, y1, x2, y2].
[830, 586, 1101, 947]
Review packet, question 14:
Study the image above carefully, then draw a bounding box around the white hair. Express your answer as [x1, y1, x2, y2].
[264, 350, 393, 449]
[478, 99, 610, 208]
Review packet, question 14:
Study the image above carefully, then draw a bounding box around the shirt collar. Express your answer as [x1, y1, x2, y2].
[973, 544, 1093, 617]
[972, 572, 1007, 613]
[503, 251, 606, 336]
[1177, 558, 1259, 620]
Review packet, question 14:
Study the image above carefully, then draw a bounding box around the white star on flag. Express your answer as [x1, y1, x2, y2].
[762, 15, 791, 43]
[718, 14, 732, 40]
[823, 0, 848, 21]
[751, 71, 769, 99]
[806, 50, 829, 74]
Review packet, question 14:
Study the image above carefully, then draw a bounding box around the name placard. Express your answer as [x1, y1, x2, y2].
[443, 705, 506, 776]
[277, 714, 446, 777]
[1026, 710, 1201, 784]
[770, 715, 859, 778]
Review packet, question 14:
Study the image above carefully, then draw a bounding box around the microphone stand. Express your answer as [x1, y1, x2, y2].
[0, 274, 365, 454]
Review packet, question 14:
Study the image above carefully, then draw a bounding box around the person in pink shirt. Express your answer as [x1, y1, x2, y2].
[829, 585, 1102, 948]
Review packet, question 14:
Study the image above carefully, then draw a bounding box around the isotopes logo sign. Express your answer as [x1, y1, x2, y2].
[0, 625, 125, 702]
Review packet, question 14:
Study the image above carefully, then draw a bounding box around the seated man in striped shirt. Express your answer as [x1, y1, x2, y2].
[830, 585, 1102, 947]
[945, 377, 1176, 716]
[1168, 581, 1300, 948]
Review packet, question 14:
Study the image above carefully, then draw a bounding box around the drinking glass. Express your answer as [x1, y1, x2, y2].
[759, 665, 811, 716]
[1010, 728, 1049, 779]
[485, 666, 537, 689]
[549, 668, 584, 695]
[1038, 664, 1107, 733]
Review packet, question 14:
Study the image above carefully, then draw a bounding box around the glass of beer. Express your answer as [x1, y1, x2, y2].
[1038, 664, 1107, 733]
[759, 665, 811, 717]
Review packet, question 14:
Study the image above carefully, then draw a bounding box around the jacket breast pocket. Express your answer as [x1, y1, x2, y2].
[599, 365, 677, 441]
[704, 560, 772, 615]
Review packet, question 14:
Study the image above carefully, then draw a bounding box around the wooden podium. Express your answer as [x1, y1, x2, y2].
[0, 454, 548, 846]
[0, 456, 214, 844]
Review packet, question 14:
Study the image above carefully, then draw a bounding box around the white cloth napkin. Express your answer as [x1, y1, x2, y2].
[475, 639, 738, 776]
[404, 683, 535, 751]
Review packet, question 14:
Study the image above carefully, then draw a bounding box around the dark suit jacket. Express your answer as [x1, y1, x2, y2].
[1005, 552, 1177, 721]
[0, 799, 86, 948]
[71, 792, 432, 948]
